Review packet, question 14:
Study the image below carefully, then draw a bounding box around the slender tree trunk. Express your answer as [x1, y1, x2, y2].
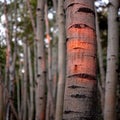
[28, 46, 34, 120]
[55, 0, 66, 120]
[4, 0, 15, 119]
[96, 10, 105, 113]
[36, 0, 47, 120]
[0, 65, 3, 120]
[23, 40, 28, 120]
[26, 2, 37, 118]
[52, 0, 57, 11]
[45, 1, 55, 119]
[51, 0, 58, 104]
[52, 40, 58, 103]
[16, 73, 21, 120]
[104, 0, 119, 120]
[63, 0, 97, 119]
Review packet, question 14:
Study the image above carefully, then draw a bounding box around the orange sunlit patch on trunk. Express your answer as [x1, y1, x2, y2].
[46, 34, 50, 43]
[67, 27, 96, 43]
[67, 39, 95, 52]
[67, 58, 96, 76]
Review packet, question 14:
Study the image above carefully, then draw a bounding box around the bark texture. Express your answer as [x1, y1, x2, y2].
[28, 46, 34, 120]
[36, 0, 46, 120]
[55, 0, 66, 120]
[63, 0, 97, 119]
[104, 0, 119, 120]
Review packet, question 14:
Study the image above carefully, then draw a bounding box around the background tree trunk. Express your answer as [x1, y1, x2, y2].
[55, 0, 66, 119]
[96, 10, 105, 113]
[28, 46, 34, 120]
[0, 65, 3, 120]
[104, 0, 119, 120]
[36, 0, 47, 120]
[23, 40, 28, 120]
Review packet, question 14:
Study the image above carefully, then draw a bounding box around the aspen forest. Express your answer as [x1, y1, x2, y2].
[0, 0, 120, 120]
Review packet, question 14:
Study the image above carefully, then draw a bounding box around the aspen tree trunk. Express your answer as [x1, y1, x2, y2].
[18, 47, 24, 120]
[0, 65, 3, 120]
[55, 0, 66, 120]
[16, 73, 21, 120]
[104, 0, 119, 120]
[23, 40, 28, 120]
[4, 0, 16, 119]
[52, 41, 58, 103]
[96, 11, 105, 113]
[45, 1, 55, 119]
[52, 0, 57, 11]
[26, 2, 37, 118]
[63, 0, 97, 119]
[52, 0, 58, 103]
[28, 46, 34, 120]
[36, 0, 47, 120]
[4, 1, 11, 119]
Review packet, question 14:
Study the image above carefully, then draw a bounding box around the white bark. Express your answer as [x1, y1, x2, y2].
[36, 0, 46, 120]
[28, 46, 34, 120]
[55, 0, 66, 119]
[104, 0, 119, 120]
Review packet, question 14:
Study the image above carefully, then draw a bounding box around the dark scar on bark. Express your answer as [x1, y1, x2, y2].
[68, 85, 85, 89]
[64, 110, 80, 114]
[67, 3, 74, 8]
[38, 56, 42, 59]
[67, 73, 96, 81]
[37, 74, 41, 77]
[37, 8, 41, 11]
[70, 24, 87, 28]
[71, 94, 87, 98]
[77, 7, 95, 16]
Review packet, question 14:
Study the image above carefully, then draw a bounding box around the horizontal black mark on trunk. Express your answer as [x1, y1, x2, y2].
[67, 73, 96, 81]
[67, 3, 74, 8]
[70, 24, 87, 28]
[71, 94, 86, 98]
[77, 7, 95, 16]
[64, 110, 80, 114]
[68, 85, 85, 89]
[73, 47, 85, 50]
